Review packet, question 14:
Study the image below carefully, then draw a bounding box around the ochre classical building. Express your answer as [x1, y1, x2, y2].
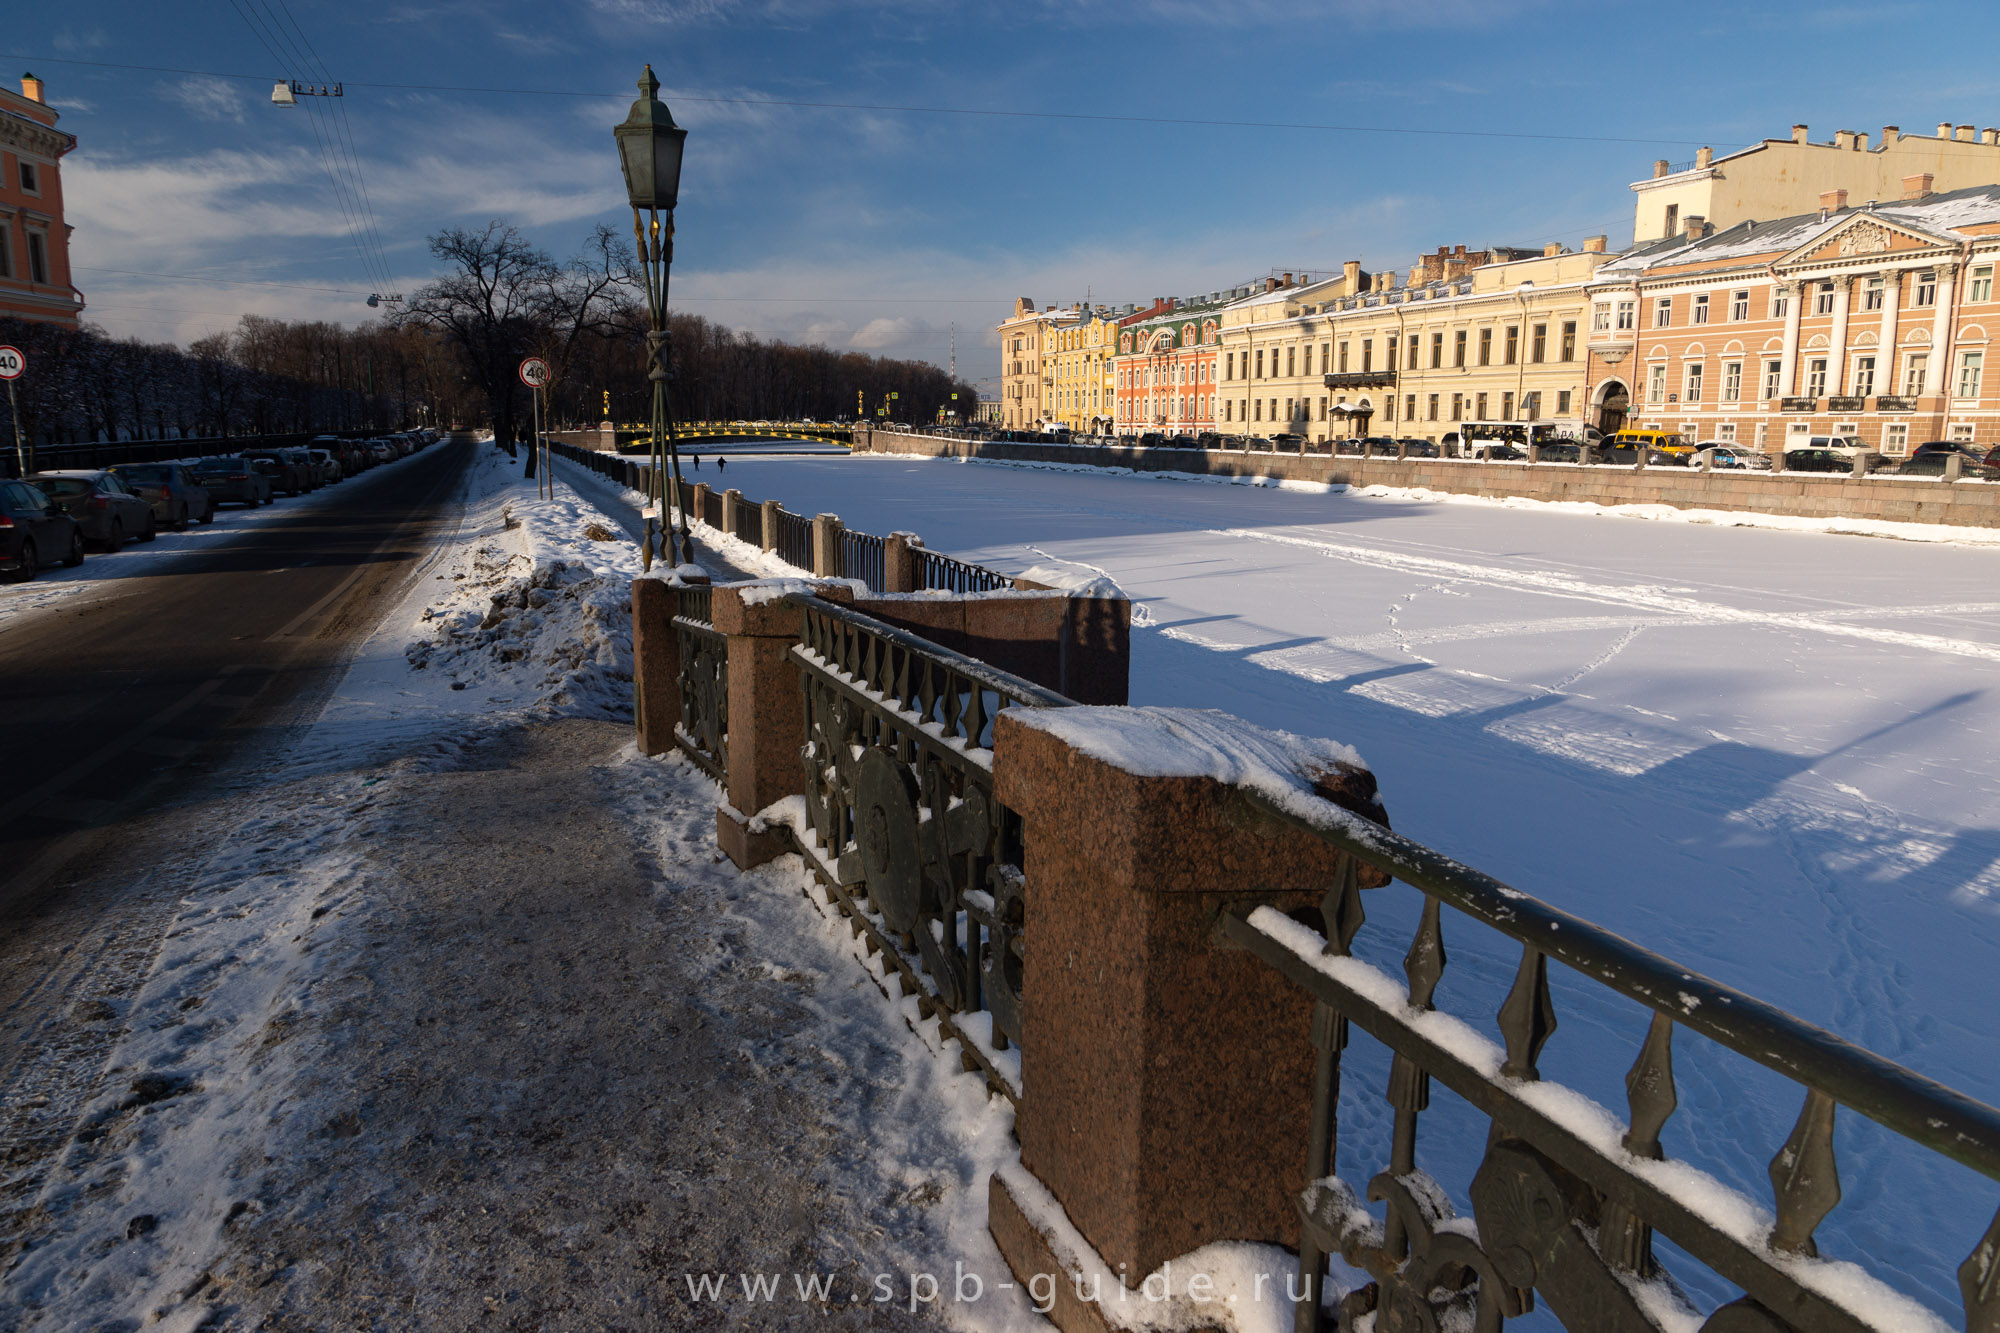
[0, 72, 82, 327]
[1046, 309, 1120, 435]
[1634, 121, 2000, 246]
[1587, 181, 2000, 455]
[997, 298, 1080, 431]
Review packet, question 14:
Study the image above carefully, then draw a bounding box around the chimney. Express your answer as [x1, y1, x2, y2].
[1882, 124, 1899, 145]
[1819, 188, 1848, 212]
[1957, 124, 1976, 142]
[20, 71, 44, 104]
[1834, 130, 1855, 150]
[1583, 234, 1608, 254]
[1653, 159, 1670, 179]
[1281, 272, 1293, 288]
[1454, 245, 1467, 257]
[1856, 132, 1870, 151]
[1684, 214, 1708, 240]
[1903, 173, 1935, 200]
[1986, 129, 2000, 146]
[1263, 278, 1278, 293]
[1938, 122, 1954, 139]
[1695, 146, 1713, 168]
[1792, 124, 1809, 144]
[1342, 259, 1361, 290]
[1543, 242, 1562, 257]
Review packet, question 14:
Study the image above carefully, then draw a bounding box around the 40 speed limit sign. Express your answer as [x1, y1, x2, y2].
[0, 345, 23, 380]
[518, 356, 550, 389]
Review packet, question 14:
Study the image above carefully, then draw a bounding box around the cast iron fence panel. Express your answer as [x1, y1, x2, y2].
[773, 508, 814, 571]
[732, 499, 763, 548]
[672, 587, 727, 783]
[702, 488, 725, 530]
[788, 594, 1072, 1097]
[913, 547, 1012, 593]
[1210, 786, 2000, 1333]
[843, 529, 886, 592]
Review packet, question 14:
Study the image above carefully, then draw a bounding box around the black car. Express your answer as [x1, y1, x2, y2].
[1895, 447, 2000, 479]
[191, 457, 276, 507]
[242, 448, 314, 495]
[1783, 448, 1852, 473]
[1395, 438, 1440, 458]
[0, 479, 85, 581]
[27, 470, 158, 550]
[111, 462, 216, 529]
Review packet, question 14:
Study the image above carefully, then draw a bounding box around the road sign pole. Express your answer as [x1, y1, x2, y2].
[7, 379, 21, 480]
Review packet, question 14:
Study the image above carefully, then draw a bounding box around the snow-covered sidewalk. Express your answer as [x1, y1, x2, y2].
[0, 444, 1038, 1331]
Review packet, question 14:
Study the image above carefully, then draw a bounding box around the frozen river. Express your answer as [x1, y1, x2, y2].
[708, 450, 2000, 1320]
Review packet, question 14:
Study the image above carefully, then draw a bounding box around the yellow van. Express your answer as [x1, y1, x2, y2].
[1605, 429, 1693, 459]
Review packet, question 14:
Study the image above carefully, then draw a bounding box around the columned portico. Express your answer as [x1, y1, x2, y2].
[1778, 281, 1803, 397]
[1828, 275, 1854, 393]
[1877, 269, 1902, 387]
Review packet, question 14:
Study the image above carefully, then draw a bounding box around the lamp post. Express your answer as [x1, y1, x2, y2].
[614, 64, 692, 566]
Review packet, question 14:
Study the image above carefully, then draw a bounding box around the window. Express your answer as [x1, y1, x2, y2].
[1301, 346, 1312, 375]
[1407, 335, 1418, 370]
[1592, 304, 1611, 334]
[1951, 422, 1975, 443]
[1454, 330, 1467, 367]
[1556, 389, 1571, 415]
[1500, 391, 1514, 420]
[1717, 422, 1736, 443]
[1256, 349, 1264, 379]
[1885, 423, 1908, 454]
[1427, 394, 1439, 421]
[1654, 298, 1672, 329]
[1685, 363, 1704, 403]
[1361, 339, 1373, 373]
[1692, 294, 1710, 325]
[1616, 300, 1636, 331]
[1338, 342, 1349, 373]
[1916, 271, 1937, 307]
[1763, 359, 1783, 399]
[1974, 267, 1995, 303]
[1531, 324, 1546, 363]
[1522, 391, 1540, 420]
[1723, 360, 1743, 401]
[1771, 288, 1790, 319]
[1863, 277, 1884, 312]
[1253, 399, 1262, 421]
[1814, 281, 1836, 316]
[1405, 393, 1416, 420]
[0, 228, 10, 280]
[1647, 363, 1666, 404]
[1451, 393, 1463, 421]
[1852, 355, 1875, 398]
[1731, 289, 1750, 320]
[26, 232, 48, 286]
[1224, 400, 1233, 422]
[19, 161, 38, 194]
[1322, 343, 1331, 372]
[1957, 350, 1984, 399]
[1561, 321, 1576, 361]
[1475, 392, 1488, 418]
[1664, 203, 1679, 237]
[1384, 397, 1395, 423]
[1287, 347, 1296, 377]
[1904, 353, 1928, 396]
[1806, 358, 1827, 398]
[1500, 326, 1516, 365]
[1430, 332, 1443, 368]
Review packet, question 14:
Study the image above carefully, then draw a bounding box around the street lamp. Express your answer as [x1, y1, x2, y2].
[615, 64, 692, 565]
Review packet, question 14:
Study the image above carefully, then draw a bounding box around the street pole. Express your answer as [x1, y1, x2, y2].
[634, 206, 692, 566]
[7, 379, 22, 479]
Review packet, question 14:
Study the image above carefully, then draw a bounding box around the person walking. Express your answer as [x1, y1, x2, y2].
[692, 454, 700, 470]
[716, 456, 726, 473]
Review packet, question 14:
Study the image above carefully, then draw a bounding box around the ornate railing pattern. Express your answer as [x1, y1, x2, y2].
[914, 547, 1012, 593]
[842, 529, 886, 593]
[702, 487, 725, 531]
[788, 594, 1071, 1098]
[731, 499, 763, 548]
[1213, 788, 2000, 1333]
[671, 586, 728, 783]
[773, 509, 813, 571]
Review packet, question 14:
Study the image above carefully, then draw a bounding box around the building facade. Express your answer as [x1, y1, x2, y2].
[1588, 182, 2000, 454]
[997, 298, 1075, 431]
[0, 72, 82, 327]
[1632, 121, 2000, 246]
[1112, 296, 1229, 436]
[1047, 310, 1120, 434]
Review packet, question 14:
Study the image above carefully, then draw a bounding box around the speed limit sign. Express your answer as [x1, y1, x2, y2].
[518, 356, 550, 389]
[0, 345, 23, 381]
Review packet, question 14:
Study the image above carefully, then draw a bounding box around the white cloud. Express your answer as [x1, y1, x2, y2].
[163, 77, 248, 125]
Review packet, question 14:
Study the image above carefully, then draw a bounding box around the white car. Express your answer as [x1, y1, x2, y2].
[1700, 443, 1773, 470]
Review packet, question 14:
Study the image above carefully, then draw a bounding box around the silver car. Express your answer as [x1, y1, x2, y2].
[26, 470, 158, 551]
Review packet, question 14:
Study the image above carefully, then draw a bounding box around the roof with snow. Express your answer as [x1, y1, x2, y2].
[1601, 183, 2000, 275]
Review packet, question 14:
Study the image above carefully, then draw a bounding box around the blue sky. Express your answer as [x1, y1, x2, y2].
[14, 1, 2000, 395]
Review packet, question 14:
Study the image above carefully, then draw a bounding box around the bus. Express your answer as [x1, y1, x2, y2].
[1444, 419, 1597, 459]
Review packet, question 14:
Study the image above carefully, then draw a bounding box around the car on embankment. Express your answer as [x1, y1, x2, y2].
[26, 470, 158, 551]
[0, 479, 86, 581]
[1700, 444, 1773, 470]
[190, 457, 275, 508]
[111, 462, 216, 529]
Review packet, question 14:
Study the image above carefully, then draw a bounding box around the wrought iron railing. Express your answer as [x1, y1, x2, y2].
[842, 529, 886, 592]
[914, 547, 1012, 593]
[731, 497, 763, 548]
[1213, 786, 2000, 1333]
[787, 594, 1072, 1099]
[773, 508, 813, 571]
[671, 586, 727, 782]
[701, 487, 725, 531]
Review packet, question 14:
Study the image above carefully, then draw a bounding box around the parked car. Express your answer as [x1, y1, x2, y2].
[1895, 447, 2000, 479]
[307, 449, 343, 485]
[27, 470, 158, 550]
[1394, 438, 1439, 458]
[1535, 441, 1583, 463]
[1805, 434, 1866, 457]
[0, 479, 85, 581]
[242, 449, 312, 495]
[1702, 444, 1773, 470]
[190, 456, 275, 507]
[1271, 433, 1304, 450]
[1471, 441, 1528, 461]
[367, 440, 397, 464]
[110, 462, 216, 529]
[1783, 448, 1852, 473]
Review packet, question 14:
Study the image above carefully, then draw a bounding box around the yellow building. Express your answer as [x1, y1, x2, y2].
[1632, 120, 2000, 245]
[997, 297, 1083, 431]
[1047, 310, 1121, 435]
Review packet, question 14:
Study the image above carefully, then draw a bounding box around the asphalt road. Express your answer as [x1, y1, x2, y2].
[0, 436, 475, 1242]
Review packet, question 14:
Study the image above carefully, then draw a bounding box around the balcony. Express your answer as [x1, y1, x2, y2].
[1586, 333, 1634, 363]
[1323, 370, 1397, 390]
[1780, 396, 1819, 413]
[1877, 395, 1917, 412]
[1827, 396, 1865, 413]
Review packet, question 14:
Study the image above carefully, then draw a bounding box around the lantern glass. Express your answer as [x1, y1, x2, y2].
[614, 65, 688, 212]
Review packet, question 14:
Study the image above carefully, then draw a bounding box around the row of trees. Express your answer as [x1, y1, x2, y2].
[395, 222, 979, 444]
[0, 220, 976, 452]
[0, 314, 480, 448]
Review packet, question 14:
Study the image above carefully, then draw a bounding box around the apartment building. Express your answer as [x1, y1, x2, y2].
[1046, 309, 1121, 434]
[0, 72, 82, 327]
[1588, 180, 2000, 454]
[1111, 294, 1234, 436]
[1633, 120, 2000, 246]
[997, 298, 1079, 431]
